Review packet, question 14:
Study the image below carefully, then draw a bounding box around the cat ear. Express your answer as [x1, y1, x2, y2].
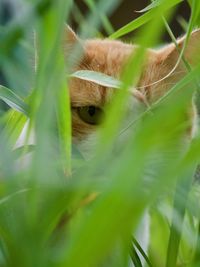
[158, 29, 200, 68]
[63, 25, 84, 65]
[177, 29, 200, 65]
[141, 29, 200, 102]
[63, 25, 79, 46]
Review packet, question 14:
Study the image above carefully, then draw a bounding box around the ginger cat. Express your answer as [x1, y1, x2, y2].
[16, 26, 200, 266]
[63, 27, 200, 265]
[66, 26, 199, 147]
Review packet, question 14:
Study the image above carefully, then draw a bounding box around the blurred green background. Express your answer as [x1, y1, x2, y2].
[0, 1, 200, 267]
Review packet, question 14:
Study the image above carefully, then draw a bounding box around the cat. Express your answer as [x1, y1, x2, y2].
[66, 26, 199, 146]
[64, 26, 200, 266]
[16, 25, 200, 266]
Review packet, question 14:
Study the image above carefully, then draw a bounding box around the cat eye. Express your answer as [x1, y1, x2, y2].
[77, 106, 103, 125]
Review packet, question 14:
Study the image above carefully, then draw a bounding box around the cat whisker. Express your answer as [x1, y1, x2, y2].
[136, 68, 188, 90]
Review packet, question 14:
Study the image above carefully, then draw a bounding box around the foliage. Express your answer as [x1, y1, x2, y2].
[0, 0, 200, 267]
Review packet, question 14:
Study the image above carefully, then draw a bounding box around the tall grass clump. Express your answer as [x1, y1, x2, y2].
[0, 0, 200, 267]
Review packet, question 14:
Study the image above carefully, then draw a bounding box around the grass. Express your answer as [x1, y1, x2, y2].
[0, 0, 200, 267]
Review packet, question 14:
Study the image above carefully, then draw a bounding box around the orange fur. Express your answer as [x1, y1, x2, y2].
[65, 26, 200, 140]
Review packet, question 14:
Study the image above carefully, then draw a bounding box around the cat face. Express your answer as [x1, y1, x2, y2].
[65, 26, 200, 145]
[69, 39, 136, 142]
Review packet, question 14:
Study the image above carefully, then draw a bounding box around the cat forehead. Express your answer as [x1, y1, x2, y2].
[69, 78, 114, 107]
[83, 39, 134, 74]
[69, 40, 134, 107]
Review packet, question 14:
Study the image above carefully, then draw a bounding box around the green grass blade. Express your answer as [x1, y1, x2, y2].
[13, 145, 35, 160]
[70, 70, 122, 88]
[56, 78, 72, 174]
[85, 0, 114, 35]
[0, 85, 29, 116]
[137, 0, 182, 13]
[129, 243, 143, 267]
[132, 237, 153, 267]
[166, 165, 197, 267]
[110, 0, 182, 39]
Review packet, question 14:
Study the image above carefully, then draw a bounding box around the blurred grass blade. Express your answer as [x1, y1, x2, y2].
[56, 79, 72, 174]
[85, 0, 114, 35]
[13, 145, 35, 160]
[0, 0, 54, 55]
[191, 0, 200, 26]
[137, 0, 182, 13]
[1, 1, 200, 267]
[193, 220, 200, 265]
[70, 70, 122, 88]
[78, 0, 121, 38]
[166, 165, 197, 267]
[0, 85, 29, 116]
[129, 243, 143, 267]
[2, 110, 27, 147]
[110, 0, 181, 39]
[177, 16, 188, 31]
[132, 237, 153, 267]
[31, 0, 73, 180]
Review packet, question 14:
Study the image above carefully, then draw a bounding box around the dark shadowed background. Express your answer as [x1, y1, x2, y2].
[73, 0, 190, 41]
[0, 0, 190, 89]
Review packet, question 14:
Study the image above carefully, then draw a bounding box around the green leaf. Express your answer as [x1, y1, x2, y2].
[13, 145, 35, 160]
[70, 70, 122, 88]
[110, 0, 182, 39]
[187, 0, 192, 7]
[0, 85, 29, 116]
[191, 0, 200, 27]
[132, 237, 153, 267]
[137, 0, 182, 13]
[2, 109, 27, 146]
[166, 164, 196, 267]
